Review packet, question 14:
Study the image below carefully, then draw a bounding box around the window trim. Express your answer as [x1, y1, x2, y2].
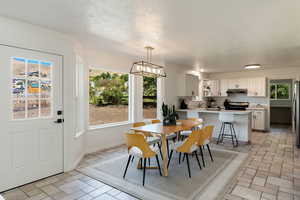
[270, 83, 291, 101]
[88, 67, 132, 127]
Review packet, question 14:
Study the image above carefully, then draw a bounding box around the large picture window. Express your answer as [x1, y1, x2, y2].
[270, 83, 290, 100]
[143, 77, 157, 119]
[12, 57, 52, 120]
[89, 68, 129, 126]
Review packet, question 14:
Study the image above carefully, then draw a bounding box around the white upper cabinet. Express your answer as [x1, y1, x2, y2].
[220, 79, 229, 96]
[203, 80, 220, 97]
[203, 77, 266, 97]
[247, 77, 266, 97]
[185, 74, 199, 96]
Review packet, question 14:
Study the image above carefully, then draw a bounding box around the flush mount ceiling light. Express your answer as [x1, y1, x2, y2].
[130, 46, 166, 78]
[244, 64, 261, 69]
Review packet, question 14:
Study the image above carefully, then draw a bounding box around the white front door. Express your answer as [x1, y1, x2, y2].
[0, 45, 63, 192]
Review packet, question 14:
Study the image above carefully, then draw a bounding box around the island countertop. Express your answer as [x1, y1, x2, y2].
[177, 108, 252, 143]
[177, 109, 252, 115]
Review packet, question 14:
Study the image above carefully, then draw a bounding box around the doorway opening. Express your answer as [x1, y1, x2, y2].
[269, 79, 293, 130]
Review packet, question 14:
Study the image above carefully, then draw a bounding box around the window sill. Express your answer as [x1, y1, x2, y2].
[88, 121, 131, 130]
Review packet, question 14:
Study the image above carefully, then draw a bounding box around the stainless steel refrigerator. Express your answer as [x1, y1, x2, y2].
[293, 81, 300, 148]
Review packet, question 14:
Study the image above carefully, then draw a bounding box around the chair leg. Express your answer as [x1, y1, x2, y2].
[155, 155, 162, 176]
[220, 123, 226, 143]
[179, 152, 182, 164]
[229, 123, 235, 147]
[139, 158, 143, 169]
[185, 153, 191, 178]
[143, 158, 147, 186]
[217, 123, 224, 144]
[231, 124, 239, 147]
[157, 142, 163, 160]
[167, 150, 174, 169]
[148, 158, 151, 167]
[166, 140, 170, 158]
[123, 155, 132, 179]
[199, 146, 205, 167]
[194, 151, 202, 170]
[206, 144, 214, 162]
[131, 156, 134, 163]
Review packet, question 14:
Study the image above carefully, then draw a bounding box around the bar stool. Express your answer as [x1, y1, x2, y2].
[217, 112, 238, 147]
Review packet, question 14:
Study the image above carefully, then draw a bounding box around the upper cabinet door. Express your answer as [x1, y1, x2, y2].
[247, 77, 266, 97]
[185, 74, 199, 96]
[220, 79, 228, 96]
[203, 80, 220, 97]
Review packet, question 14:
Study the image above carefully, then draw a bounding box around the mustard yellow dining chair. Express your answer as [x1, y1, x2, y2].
[167, 130, 202, 178]
[123, 132, 162, 186]
[151, 119, 161, 124]
[197, 126, 214, 167]
[180, 117, 204, 139]
[132, 122, 160, 144]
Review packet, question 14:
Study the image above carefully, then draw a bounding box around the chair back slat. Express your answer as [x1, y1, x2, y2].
[125, 133, 156, 158]
[177, 130, 201, 153]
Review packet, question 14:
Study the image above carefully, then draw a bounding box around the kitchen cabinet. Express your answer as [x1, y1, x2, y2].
[247, 77, 266, 97]
[220, 79, 229, 96]
[185, 74, 199, 96]
[201, 77, 266, 98]
[250, 109, 266, 130]
[203, 80, 220, 97]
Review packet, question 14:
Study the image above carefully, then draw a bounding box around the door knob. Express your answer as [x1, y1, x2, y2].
[54, 119, 64, 123]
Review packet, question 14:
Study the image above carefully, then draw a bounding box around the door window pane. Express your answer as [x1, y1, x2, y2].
[13, 99, 25, 119]
[12, 78, 25, 98]
[27, 99, 39, 118]
[11, 57, 53, 120]
[41, 80, 51, 98]
[89, 69, 129, 126]
[41, 99, 51, 117]
[40, 61, 51, 79]
[27, 80, 40, 98]
[12, 57, 26, 77]
[27, 60, 39, 78]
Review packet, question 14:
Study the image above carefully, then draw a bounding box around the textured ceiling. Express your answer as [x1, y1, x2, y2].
[1, 0, 300, 72]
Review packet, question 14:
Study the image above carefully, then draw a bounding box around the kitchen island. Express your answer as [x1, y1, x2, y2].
[177, 109, 252, 143]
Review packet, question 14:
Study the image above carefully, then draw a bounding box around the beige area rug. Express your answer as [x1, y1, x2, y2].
[78, 148, 247, 200]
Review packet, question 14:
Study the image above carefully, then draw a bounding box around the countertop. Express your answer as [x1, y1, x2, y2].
[177, 108, 252, 115]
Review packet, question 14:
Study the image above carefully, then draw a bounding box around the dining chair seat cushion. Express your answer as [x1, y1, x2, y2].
[128, 146, 160, 157]
[181, 130, 192, 136]
[146, 136, 160, 145]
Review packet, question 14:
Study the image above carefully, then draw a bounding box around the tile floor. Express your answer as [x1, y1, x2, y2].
[1, 125, 299, 200]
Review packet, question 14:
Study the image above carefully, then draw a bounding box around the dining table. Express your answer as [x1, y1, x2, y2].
[130, 119, 202, 177]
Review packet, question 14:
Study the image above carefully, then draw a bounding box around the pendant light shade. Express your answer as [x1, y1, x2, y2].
[130, 46, 166, 78]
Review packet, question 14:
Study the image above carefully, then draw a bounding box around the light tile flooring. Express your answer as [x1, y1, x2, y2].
[1, 126, 299, 200]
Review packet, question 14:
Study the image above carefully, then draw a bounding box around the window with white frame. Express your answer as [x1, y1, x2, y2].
[270, 83, 290, 100]
[12, 57, 52, 120]
[89, 68, 129, 126]
[143, 76, 157, 119]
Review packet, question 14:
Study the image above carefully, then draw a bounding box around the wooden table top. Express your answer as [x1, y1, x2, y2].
[131, 120, 201, 135]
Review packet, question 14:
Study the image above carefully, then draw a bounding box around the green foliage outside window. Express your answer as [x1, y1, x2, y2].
[89, 69, 128, 106]
[270, 83, 290, 100]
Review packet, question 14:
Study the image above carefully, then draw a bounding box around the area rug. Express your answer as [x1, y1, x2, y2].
[78, 148, 247, 200]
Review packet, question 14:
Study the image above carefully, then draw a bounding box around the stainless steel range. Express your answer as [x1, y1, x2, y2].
[224, 100, 249, 110]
